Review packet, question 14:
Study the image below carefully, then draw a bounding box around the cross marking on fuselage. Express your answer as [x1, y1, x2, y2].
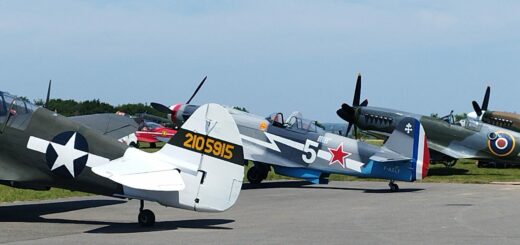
[405, 123, 413, 134]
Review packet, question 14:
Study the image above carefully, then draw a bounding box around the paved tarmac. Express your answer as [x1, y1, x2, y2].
[1, 181, 520, 245]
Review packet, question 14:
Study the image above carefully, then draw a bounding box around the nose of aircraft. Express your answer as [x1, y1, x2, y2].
[169, 103, 183, 122]
[467, 111, 478, 121]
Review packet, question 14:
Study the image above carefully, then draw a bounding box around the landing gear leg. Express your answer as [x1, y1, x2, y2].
[388, 181, 399, 192]
[138, 200, 156, 227]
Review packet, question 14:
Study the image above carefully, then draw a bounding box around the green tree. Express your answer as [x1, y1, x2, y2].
[78, 99, 115, 115]
[115, 103, 165, 117]
[46, 99, 79, 116]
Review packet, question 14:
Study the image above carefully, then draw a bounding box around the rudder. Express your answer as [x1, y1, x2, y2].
[383, 117, 430, 180]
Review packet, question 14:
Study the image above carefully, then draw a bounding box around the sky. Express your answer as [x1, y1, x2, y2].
[0, 0, 519, 122]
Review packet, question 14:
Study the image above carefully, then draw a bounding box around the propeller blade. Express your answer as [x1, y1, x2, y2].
[341, 103, 354, 111]
[45, 80, 52, 108]
[151, 102, 173, 114]
[472, 101, 483, 117]
[360, 99, 368, 107]
[482, 86, 490, 111]
[337, 103, 356, 122]
[354, 125, 359, 139]
[345, 123, 353, 137]
[186, 76, 207, 104]
[353, 74, 361, 106]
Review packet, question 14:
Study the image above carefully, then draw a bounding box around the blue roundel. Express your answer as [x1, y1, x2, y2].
[488, 132, 515, 157]
[45, 131, 89, 179]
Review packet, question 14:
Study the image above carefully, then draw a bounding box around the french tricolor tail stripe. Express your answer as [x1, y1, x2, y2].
[412, 120, 430, 180]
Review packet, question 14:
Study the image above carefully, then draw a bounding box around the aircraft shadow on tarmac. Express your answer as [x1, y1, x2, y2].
[427, 168, 469, 176]
[242, 181, 424, 193]
[0, 199, 234, 233]
[87, 219, 234, 234]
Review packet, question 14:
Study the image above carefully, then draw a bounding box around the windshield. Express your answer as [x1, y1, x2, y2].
[0, 95, 6, 117]
[145, 121, 162, 130]
[0, 92, 38, 130]
[139, 121, 163, 130]
[463, 118, 483, 132]
[286, 116, 322, 133]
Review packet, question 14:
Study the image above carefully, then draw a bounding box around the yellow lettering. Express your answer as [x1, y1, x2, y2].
[224, 144, 234, 159]
[213, 141, 222, 156]
[194, 135, 205, 151]
[204, 138, 214, 154]
[183, 133, 194, 148]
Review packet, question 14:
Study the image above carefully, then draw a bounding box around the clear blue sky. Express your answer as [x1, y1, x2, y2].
[1, 0, 519, 122]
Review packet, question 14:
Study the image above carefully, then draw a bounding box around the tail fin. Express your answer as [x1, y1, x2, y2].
[158, 103, 244, 212]
[94, 103, 244, 212]
[383, 117, 430, 180]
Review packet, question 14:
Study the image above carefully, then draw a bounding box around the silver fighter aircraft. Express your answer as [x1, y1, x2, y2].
[153, 103, 430, 192]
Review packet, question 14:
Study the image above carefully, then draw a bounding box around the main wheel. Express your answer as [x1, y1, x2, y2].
[138, 209, 156, 227]
[247, 165, 267, 184]
[389, 183, 399, 192]
[444, 160, 457, 168]
[150, 142, 157, 148]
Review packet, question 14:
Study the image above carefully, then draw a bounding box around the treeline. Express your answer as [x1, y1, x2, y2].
[33, 99, 165, 117]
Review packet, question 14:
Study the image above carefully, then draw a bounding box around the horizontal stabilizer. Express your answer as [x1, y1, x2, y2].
[92, 148, 185, 191]
[369, 150, 410, 163]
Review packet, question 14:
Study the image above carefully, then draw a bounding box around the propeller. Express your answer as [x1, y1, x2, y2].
[150, 102, 172, 114]
[44, 80, 52, 108]
[150, 76, 208, 114]
[336, 74, 368, 138]
[472, 86, 491, 117]
[472, 101, 482, 117]
[186, 76, 207, 104]
[482, 86, 490, 111]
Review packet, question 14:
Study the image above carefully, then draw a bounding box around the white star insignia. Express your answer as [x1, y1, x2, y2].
[26, 133, 111, 178]
[48, 133, 88, 177]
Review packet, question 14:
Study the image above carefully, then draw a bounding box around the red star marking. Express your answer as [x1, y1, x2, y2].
[328, 143, 352, 168]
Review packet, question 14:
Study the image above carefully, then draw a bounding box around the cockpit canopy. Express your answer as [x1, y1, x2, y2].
[267, 112, 324, 133]
[0, 91, 39, 130]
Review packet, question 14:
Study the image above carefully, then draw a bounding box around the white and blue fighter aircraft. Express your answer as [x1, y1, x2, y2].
[153, 104, 430, 192]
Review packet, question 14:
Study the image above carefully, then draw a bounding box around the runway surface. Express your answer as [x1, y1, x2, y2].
[1, 181, 520, 245]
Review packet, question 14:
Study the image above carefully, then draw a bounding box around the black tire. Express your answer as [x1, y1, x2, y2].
[150, 142, 157, 148]
[444, 160, 457, 168]
[247, 166, 265, 184]
[138, 209, 156, 227]
[129, 142, 138, 148]
[389, 183, 399, 192]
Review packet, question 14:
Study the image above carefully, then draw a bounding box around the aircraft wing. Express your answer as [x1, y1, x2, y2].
[91, 148, 185, 192]
[70, 113, 138, 140]
[362, 130, 391, 140]
[369, 150, 410, 163]
[427, 141, 477, 159]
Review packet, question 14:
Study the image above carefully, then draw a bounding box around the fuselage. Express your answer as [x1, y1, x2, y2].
[349, 106, 520, 163]
[171, 104, 425, 182]
[0, 104, 127, 195]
